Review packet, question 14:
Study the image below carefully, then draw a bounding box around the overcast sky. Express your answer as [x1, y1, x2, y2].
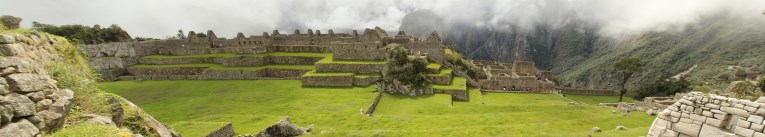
[1, 0, 763, 38]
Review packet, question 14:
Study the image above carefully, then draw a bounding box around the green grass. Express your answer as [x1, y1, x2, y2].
[354, 73, 381, 78]
[428, 68, 453, 77]
[143, 52, 330, 59]
[566, 95, 638, 105]
[169, 121, 231, 137]
[316, 55, 385, 64]
[48, 123, 129, 137]
[302, 71, 355, 77]
[101, 80, 655, 136]
[431, 76, 466, 90]
[129, 64, 315, 71]
[427, 63, 442, 70]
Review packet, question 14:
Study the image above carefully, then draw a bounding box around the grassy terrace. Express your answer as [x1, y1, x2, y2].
[101, 80, 655, 136]
[428, 68, 453, 77]
[316, 55, 385, 64]
[129, 64, 315, 71]
[302, 71, 354, 77]
[566, 94, 638, 105]
[431, 76, 467, 90]
[142, 52, 331, 59]
[427, 63, 442, 70]
[353, 73, 381, 78]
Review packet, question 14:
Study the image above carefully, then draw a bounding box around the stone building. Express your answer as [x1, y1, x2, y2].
[472, 60, 555, 92]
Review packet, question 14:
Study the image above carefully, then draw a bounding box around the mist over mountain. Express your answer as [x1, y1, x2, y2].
[400, 8, 765, 92]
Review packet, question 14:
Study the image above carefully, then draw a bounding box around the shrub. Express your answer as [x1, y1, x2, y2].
[634, 76, 691, 100]
[383, 44, 430, 87]
[32, 22, 131, 44]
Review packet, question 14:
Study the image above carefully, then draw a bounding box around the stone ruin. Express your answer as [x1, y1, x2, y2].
[472, 60, 556, 93]
[648, 92, 765, 137]
[82, 27, 469, 99]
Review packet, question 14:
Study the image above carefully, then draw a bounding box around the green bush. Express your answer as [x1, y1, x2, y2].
[634, 76, 691, 100]
[383, 44, 430, 87]
[32, 22, 131, 44]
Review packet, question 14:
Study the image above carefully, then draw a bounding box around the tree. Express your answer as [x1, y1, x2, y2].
[177, 29, 186, 39]
[614, 58, 644, 102]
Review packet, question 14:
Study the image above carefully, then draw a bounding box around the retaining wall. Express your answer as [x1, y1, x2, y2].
[648, 92, 765, 137]
[301, 75, 354, 87]
[557, 87, 619, 96]
[429, 75, 452, 85]
[315, 63, 384, 73]
[353, 76, 381, 87]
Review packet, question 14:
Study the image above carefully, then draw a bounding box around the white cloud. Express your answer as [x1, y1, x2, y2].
[0, 0, 762, 38]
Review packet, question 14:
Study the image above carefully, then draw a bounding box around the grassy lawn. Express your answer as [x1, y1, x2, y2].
[130, 64, 315, 71]
[143, 52, 330, 59]
[101, 80, 655, 137]
[302, 71, 355, 77]
[566, 94, 638, 105]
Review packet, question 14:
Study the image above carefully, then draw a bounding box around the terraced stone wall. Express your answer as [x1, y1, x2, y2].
[353, 76, 381, 87]
[302, 75, 354, 87]
[121, 69, 309, 80]
[268, 45, 330, 53]
[138, 56, 322, 66]
[648, 92, 765, 137]
[315, 63, 384, 73]
[556, 87, 619, 96]
[429, 75, 452, 85]
[330, 42, 385, 60]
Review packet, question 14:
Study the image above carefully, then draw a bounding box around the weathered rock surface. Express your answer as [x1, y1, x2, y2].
[0, 33, 73, 136]
[257, 117, 308, 137]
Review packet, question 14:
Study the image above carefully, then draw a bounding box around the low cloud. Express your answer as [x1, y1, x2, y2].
[1, 0, 762, 38]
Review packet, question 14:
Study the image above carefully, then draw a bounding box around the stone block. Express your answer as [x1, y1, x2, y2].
[705, 118, 727, 127]
[751, 123, 764, 132]
[749, 115, 764, 124]
[662, 129, 679, 137]
[0, 43, 25, 56]
[757, 108, 765, 115]
[714, 114, 729, 120]
[681, 118, 693, 124]
[706, 104, 720, 109]
[745, 106, 758, 113]
[0, 35, 16, 44]
[691, 114, 707, 123]
[744, 100, 759, 107]
[702, 111, 714, 117]
[6, 73, 50, 93]
[673, 122, 701, 137]
[672, 111, 682, 118]
[755, 132, 765, 137]
[669, 106, 680, 111]
[0, 119, 39, 137]
[738, 119, 752, 128]
[699, 124, 737, 137]
[734, 126, 755, 137]
[5, 93, 36, 117]
[682, 113, 691, 118]
[722, 107, 750, 118]
[757, 97, 765, 103]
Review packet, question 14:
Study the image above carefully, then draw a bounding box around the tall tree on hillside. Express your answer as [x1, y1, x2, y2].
[614, 58, 644, 102]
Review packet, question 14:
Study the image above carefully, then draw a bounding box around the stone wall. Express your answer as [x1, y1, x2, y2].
[647, 92, 765, 137]
[432, 88, 467, 100]
[302, 75, 354, 87]
[429, 75, 452, 85]
[205, 123, 234, 137]
[124, 68, 308, 80]
[353, 76, 381, 87]
[315, 63, 384, 73]
[268, 45, 330, 53]
[330, 42, 385, 60]
[556, 87, 619, 96]
[0, 33, 74, 136]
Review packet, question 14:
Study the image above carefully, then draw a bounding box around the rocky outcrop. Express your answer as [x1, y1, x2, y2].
[647, 92, 765, 137]
[256, 117, 309, 137]
[0, 32, 73, 136]
[0, 15, 22, 29]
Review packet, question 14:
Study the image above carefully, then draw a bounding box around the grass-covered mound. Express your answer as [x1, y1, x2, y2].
[101, 80, 655, 136]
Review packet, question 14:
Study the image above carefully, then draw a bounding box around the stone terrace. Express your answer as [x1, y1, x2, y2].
[84, 27, 470, 100]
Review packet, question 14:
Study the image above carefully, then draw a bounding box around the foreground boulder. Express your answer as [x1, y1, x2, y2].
[257, 117, 309, 137]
